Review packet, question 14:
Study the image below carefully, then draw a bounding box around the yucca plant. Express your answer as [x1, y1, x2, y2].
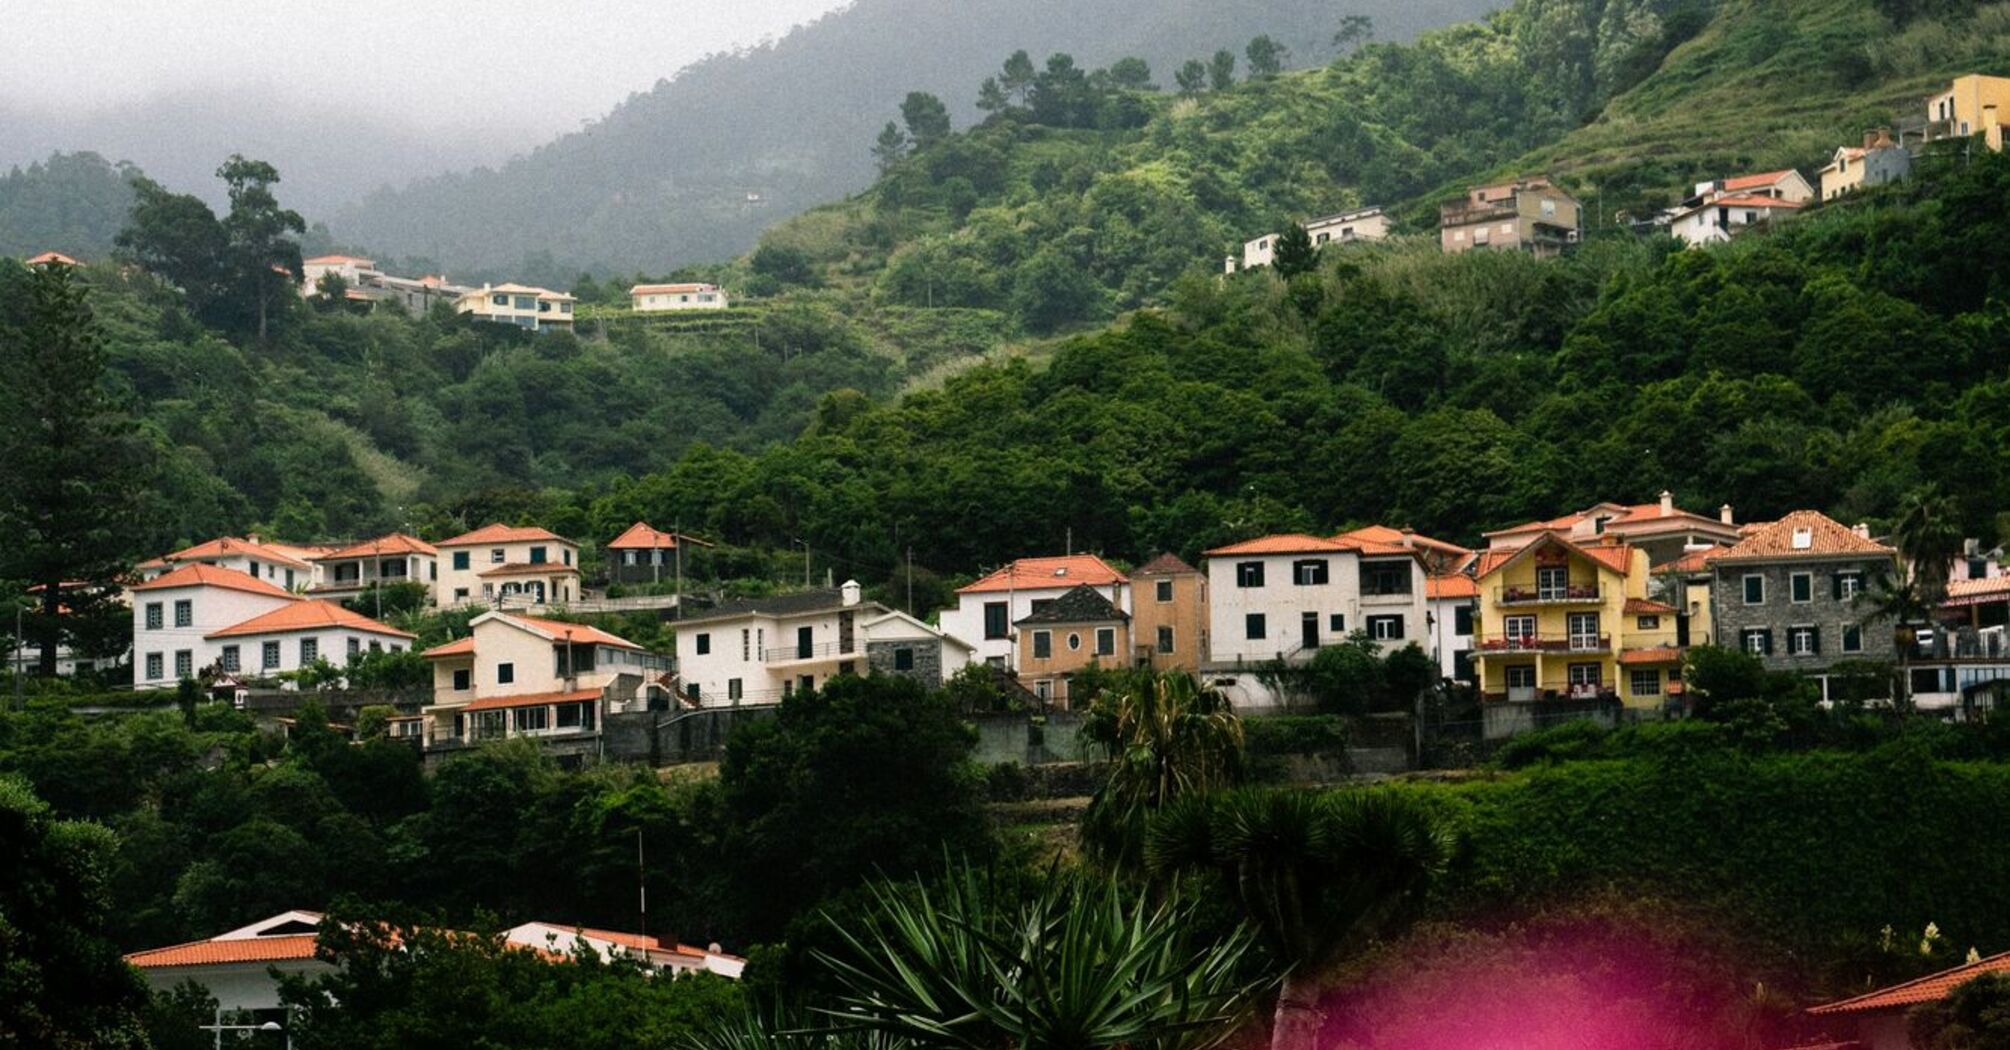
[810, 861, 1266, 1050]
[684, 1005, 914, 1050]
[1078, 668, 1245, 871]
[1146, 788, 1452, 1050]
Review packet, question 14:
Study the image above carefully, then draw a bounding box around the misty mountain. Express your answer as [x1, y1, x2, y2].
[331, 0, 1499, 277]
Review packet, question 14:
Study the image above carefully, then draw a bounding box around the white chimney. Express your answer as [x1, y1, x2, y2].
[840, 580, 861, 606]
[1720, 504, 1735, 525]
[1854, 523, 1872, 539]
[1659, 490, 1674, 515]
[1694, 181, 1716, 198]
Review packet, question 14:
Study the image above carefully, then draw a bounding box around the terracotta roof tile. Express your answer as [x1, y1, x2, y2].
[1332, 525, 1473, 559]
[437, 523, 571, 547]
[479, 561, 581, 578]
[162, 536, 315, 570]
[27, 250, 81, 266]
[1722, 169, 1799, 191]
[957, 555, 1127, 594]
[1619, 646, 1684, 666]
[1475, 534, 1634, 580]
[1713, 510, 1895, 562]
[454, 687, 601, 712]
[1204, 534, 1352, 557]
[504, 613, 644, 650]
[317, 533, 438, 560]
[423, 636, 475, 658]
[206, 600, 414, 640]
[131, 564, 300, 599]
[1132, 553, 1200, 576]
[1654, 548, 1726, 574]
[126, 934, 320, 969]
[604, 522, 711, 549]
[1810, 951, 2010, 1016]
[1623, 598, 1678, 615]
[1426, 575, 1479, 599]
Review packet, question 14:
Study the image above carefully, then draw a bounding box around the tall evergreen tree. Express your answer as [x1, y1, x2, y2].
[1175, 59, 1209, 95]
[0, 262, 150, 677]
[1270, 221, 1319, 277]
[870, 121, 909, 174]
[216, 155, 304, 346]
[975, 75, 1009, 114]
[899, 92, 952, 150]
[1000, 49, 1037, 104]
[1246, 35, 1288, 78]
[1209, 49, 1238, 91]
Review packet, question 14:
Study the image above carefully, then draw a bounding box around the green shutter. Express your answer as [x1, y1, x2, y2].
[1810, 626, 1821, 654]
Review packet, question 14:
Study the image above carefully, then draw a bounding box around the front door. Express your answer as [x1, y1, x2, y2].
[797, 626, 813, 659]
[1301, 611, 1320, 651]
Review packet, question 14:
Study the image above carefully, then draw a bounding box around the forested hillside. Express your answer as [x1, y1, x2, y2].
[330, 0, 1497, 276]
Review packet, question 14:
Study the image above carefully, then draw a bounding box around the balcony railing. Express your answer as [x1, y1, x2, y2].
[1475, 633, 1612, 654]
[1441, 201, 1517, 226]
[1497, 584, 1601, 605]
[760, 640, 857, 664]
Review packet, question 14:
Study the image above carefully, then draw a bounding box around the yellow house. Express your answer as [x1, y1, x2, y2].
[1471, 533, 1682, 709]
[1924, 74, 2010, 152]
[455, 283, 576, 331]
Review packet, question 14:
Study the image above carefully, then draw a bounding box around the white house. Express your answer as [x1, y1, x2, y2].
[503, 922, 746, 978]
[1234, 206, 1389, 271]
[677, 582, 868, 706]
[300, 254, 377, 289]
[310, 533, 439, 604]
[455, 283, 576, 331]
[630, 282, 729, 312]
[1669, 194, 1802, 246]
[126, 911, 335, 1040]
[421, 611, 670, 747]
[137, 535, 326, 591]
[1426, 574, 1479, 684]
[433, 524, 580, 608]
[859, 608, 976, 689]
[130, 564, 302, 686]
[204, 599, 415, 678]
[1686, 168, 1813, 205]
[937, 555, 1130, 667]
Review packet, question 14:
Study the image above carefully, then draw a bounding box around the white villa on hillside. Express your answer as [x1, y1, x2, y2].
[130, 565, 409, 686]
[504, 922, 745, 978]
[631, 282, 729, 311]
[1232, 206, 1388, 271]
[421, 611, 670, 747]
[310, 533, 439, 604]
[676, 583, 974, 705]
[455, 283, 576, 331]
[433, 524, 580, 607]
[937, 555, 1130, 667]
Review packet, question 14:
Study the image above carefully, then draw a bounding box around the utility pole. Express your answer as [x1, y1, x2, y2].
[906, 548, 914, 614]
[13, 602, 23, 711]
[636, 826, 647, 938]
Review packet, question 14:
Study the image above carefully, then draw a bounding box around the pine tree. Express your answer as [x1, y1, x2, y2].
[899, 92, 952, 149]
[976, 76, 1009, 114]
[1246, 35, 1288, 78]
[1000, 49, 1037, 104]
[1209, 49, 1238, 91]
[871, 121, 909, 174]
[1271, 221, 1318, 277]
[216, 155, 304, 347]
[1175, 59, 1208, 95]
[0, 263, 151, 677]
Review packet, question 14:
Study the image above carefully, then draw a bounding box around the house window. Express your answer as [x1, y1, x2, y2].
[1368, 615, 1405, 641]
[1742, 628, 1772, 655]
[145, 652, 163, 680]
[728, 678, 744, 701]
[694, 633, 711, 656]
[741, 629, 750, 661]
[894, 647, 915, 671]
[1790, 573, 1813, 604]
[1066, 632, 1082, 652]
[300, 638, 318, 665]
[285, 569, 295, 589]
[1637, 615, 1660, 630]
[1236, 562, 1265, 588]
[348, 638, 360, 657]
[529, 546, 547, 564]
[1030, 599, 1054, 616]
[1156, 626, 1175, 654]
[1536, 566, 1568, 600]
[1567, 663, 1601, 687]
[1246, 613, 1266, 640]
[258, 641, 279, 670]
[175, 650, 193, 678]
[453, 668, 471, 691]
[1743, 575, 1765, 605]
[1293, 559, 1329, 586]
[514, 706, 548, 732]
[1505, 665, 1536, 689]
[983, 601, 1009, 640]
[1330, 613, 1346, 633]
[1032, 631, 1052, 659]
[1835, 572, 1864, 600]
[221, 645, 240, 672]
[1842, 625, 1863, 652]
[453, 551, 470, 570]
[1034, 679, 1051, 702]
[144, 603, 163, 630]
[1454, 606, 1474, 637]
[1155, 580, 1174, 603]
[557, 703, 584, 728]
[498, 662, 515, 684]
[1788, 626, 1820, 656]
[491, 293, 508, 306]
[1095, 628, 1115, 656]
[1360, 562, 1412, 596]
[1505, 615, 1537, 642]
[454, 588, 469, 601]
[1630, 670, 1661, 697]
[172, 599, 192, 627]
[490, 548, 505, 564]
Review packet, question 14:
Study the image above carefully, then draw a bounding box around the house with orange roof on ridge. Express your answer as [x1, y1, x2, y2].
[1484, 491, 1744, 569]
[127, 910, 335, 1035]
[1799, 946, 2010, 1049]
[309, 533, 439, 604]
[504, 921, 745, 978]
[26, 249, 82, 267]
[605, 521, 714, 585]
[630, 281, 729, 311]
[1129, 553, 1209, 672]
[420, 610, 671, 756]
[434, 523, 580, 608]
[137, 534, 326, 592]
[937, 554, 1130, 667]
[1334, 525, 1480, 683]
[129, 564, 410, 688]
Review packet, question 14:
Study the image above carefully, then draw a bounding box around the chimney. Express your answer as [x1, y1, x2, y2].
[1659, 490, 1674, 515]
[1854, 523, 1872, 539]
[1865, 126, 1894, 150]
[840, 580, 861, 607]
[1720, 504, 1735, 525]
[1401, 528, 1415, 549]
[1694, 180, 1717, 198]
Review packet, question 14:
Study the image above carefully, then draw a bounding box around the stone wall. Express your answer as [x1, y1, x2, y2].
[1711, 558, 1895, 673]
[866, 639, 944, 690]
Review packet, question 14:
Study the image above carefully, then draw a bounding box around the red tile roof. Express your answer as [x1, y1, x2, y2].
[437, 523, 570, 547]
[1619, 646, 1684, 666]
[957, 555, 1128, 594]
[1702, 193, 1803, 210]
[206, 600, 415, 640]
[630, 283, 719, 295]
[423, 636, 475, 658]
[1713, 510, 1896, 562]
[1809, 951, 2010, 1016]
[317, 533, 438, 560]
[1722, 169, 1799, 191]
[131, 563, 300, 599]
[126, 934, 320, 969]
[479, 561, 581, 578]
[1204, 534, 1352, 557]
[1945, 576, 2010, 608]
[1426, 574, 1479, 599]
[1474, 534, 1635, 579]
[1488, 501, 1733, 540]
[304, 254, 375, 265]
[1132, 553, 1200, 576]
[162, 536, 315, 570]
[1653, 548, 1726, 574]
[460, 687, 600, 712]
[1333, 525, 1472, 559]
[507, 614, 644, 650]
[27, 250, 81, 267]
[1624, 598, 1678, 615]
[605, 522, 707, 550]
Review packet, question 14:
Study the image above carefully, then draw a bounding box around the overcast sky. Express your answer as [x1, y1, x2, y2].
[2, 0, 851, 138]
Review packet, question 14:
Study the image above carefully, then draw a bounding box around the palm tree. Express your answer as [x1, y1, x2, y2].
[1856, 571, 1933, 712]
[1892, 485, 1965, 605]
[1078, 669, 1244, 871]
[809, 861, 1265, 1050]
[1146, 788, 1452, 1050]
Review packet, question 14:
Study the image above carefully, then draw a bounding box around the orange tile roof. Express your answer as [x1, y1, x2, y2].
[304, 254, 375, 265]
[1623, 598, 1678, 615]
[1713, 510, 1895, 563]
[27, 250, 81, 267]
[459, 687, 600, 712]
[131, 563, 300, 599]
[206, 599, 414, 640]
[957, 554, 1128, 594]
[1696, 193, 1803, 211]
[1333, 525, 1473, 559]
[606, 522, 689, 550]
[1722, 169, 1799, 191]
[126, 934, 320, 969]
[1488, 502, 1732, 539]
[479, 561, 580, 578]
[1204, 534, 1353, 557]
[506, 614, 644, 650]
[163, 536, 315, 570]
[1653, 548, 1726, 574]
[1810, 951, 2010, 1016]
[437, 523, 571, 547]
[1474, 534, 1634, 579]
[317, 533, 438, 560]
[423, 636, 476, 658]
[1619, 646, 1684, 666]
[630, 283, 719, 295]
[1426, 574, 1479, 599]
[1132, 552, 1200, 576]
[1945, 576, 2010, 607]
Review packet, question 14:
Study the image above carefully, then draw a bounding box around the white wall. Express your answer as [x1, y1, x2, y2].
[436, 540, 578, 606]
[938, 583, 1130, 666]
[680, 608, 872, 705]
[1205, 553, 1425, 666]
[1428, 595, 1476, 682]
[132, 585, 297, 686]
[213, 626, 409, 679]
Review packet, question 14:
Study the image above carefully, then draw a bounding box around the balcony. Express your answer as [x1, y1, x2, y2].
[760, 640, 858, 665]
[1441, 201, 1517, 226]
[1497, 584, 1602, 606]
[1474, 633, 1612, 655]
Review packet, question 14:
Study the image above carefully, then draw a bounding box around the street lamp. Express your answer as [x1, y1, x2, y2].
[202, 1018, 283, 1049]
